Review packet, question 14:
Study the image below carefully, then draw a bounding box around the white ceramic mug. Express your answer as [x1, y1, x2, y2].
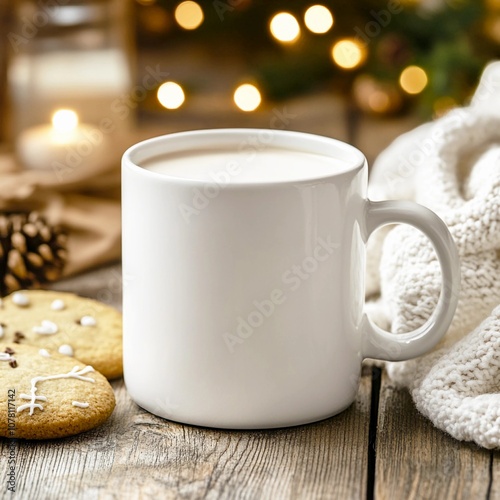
[122, 129, 460, 429]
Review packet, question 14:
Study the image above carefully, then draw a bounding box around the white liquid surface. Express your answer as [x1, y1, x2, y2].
[142, 148, 352, 183]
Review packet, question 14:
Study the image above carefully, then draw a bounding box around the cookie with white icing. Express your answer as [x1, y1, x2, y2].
[0, 343, 115, 439]
[0, 290, 122, 379]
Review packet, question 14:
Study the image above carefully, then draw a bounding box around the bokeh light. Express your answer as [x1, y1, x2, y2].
[269, 12, 301, 43]
[331, 39, 367, 69]
[174, 1, 204, 30]
[368, 91, 391, 113]
[304, 5, 334, 34]
[234, 84, 262, 112]
[52, 109, 79, 132]
[157, 81, 185, 109]
[353, 75, 402, 115]
[399, 65, 428, 94]
[485, 16, 500, 43]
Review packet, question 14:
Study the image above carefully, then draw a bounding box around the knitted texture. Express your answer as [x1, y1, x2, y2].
[367, 62, 500, 448]
[411, 305, 500, 448]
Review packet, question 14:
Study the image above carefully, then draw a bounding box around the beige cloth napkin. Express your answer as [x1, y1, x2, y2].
[0, 136, 126, 276]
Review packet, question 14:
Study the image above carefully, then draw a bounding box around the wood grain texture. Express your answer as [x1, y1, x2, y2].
[0, 373, 370, 499]
[486, 452, 500, 498]
[374, 371, 491, 500]
[2, 263, 497, 499]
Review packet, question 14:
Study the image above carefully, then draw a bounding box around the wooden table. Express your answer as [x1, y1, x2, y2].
[1, 259, 498, 500]
[1, 83, 497, 497]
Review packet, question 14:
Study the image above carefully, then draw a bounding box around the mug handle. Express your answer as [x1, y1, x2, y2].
[362, 200, 460, 361]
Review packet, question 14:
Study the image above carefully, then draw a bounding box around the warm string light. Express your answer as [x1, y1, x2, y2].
[155, 81, 264, 112]
[157, 81, 185, 109]
[269, 12, 301, 43]
[399, 65, 428, 94]
[143, 4, 375, 108]
[304, 5, 334, 34]
[234, 84, 261, 111]
[156, 82, 263, 111]
[331, 39, 366, 69]
[174, 1, 204, 30]
[134, 0, 489, 116]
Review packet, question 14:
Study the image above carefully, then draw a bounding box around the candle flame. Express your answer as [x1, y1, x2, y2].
[52, 109, 79, 133]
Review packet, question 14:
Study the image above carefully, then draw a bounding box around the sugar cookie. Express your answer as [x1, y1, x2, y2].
[0, 343, 115, 439]
[0, 290, 122, 379]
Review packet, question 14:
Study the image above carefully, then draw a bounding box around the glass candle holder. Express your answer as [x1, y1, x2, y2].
[8, 0, 134, 163]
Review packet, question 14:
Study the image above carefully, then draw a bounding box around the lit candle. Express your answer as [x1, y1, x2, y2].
[16, 109, 111, 172]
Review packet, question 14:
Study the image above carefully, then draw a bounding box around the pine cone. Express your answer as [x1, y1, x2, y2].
[0, 212, 68, 296]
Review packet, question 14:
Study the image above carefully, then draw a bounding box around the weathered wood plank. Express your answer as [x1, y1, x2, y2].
[1, 370, 371, 499]
[486, 452, 500, 498]
[374, 371, 491, 500]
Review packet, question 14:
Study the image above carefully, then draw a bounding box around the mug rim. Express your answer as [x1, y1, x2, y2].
[122, 128, 367, 187]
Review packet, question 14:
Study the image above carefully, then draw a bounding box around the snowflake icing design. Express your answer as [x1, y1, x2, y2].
[17, 365, 95, 416]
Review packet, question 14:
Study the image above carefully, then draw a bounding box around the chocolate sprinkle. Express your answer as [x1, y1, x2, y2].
[9, 359, 17, 368]
[13, 332, 24, 344]
[4, 347, 14, 354]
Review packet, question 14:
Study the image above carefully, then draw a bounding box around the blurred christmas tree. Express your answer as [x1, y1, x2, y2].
[135, 0, 500, 116]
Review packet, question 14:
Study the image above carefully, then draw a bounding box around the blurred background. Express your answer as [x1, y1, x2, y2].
[0, 0, 498, 293]
[1, 0, 499, 149]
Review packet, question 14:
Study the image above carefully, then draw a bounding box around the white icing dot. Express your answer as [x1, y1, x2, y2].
[58, 344, 74, 356]
[12, 292, 30, 307]
[50, 299, 66, 311]
[39, 349, 51, 358]
[33, 320, 58, 335]
[0, 324, 4, 338]
[0, 352, 12, 361]
[79, 316, 97, 327]
[72, 401, 89, 408]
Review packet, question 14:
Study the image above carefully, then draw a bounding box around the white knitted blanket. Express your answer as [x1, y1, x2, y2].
[366, 62, 500, 449]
